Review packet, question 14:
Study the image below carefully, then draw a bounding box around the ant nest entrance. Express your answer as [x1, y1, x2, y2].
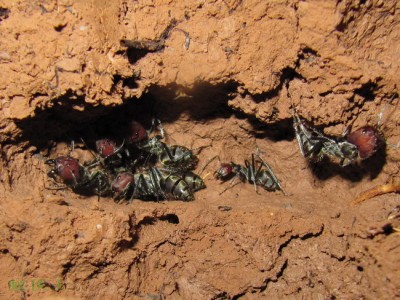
[16, 81, 292, 206]
[3, 81, 395, 208]
[45, 117, 205, 202]
[9, 82, 275, 204]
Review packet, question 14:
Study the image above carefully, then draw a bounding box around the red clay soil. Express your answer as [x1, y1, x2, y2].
[0, 0, 400, 299]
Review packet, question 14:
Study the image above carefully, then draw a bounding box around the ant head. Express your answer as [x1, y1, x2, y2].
[214, 163, 235, 180]
[126, 121, 148, 144]
[347, 126, 383, 160]
[112, 172, 135, 193]
[50, 156, 82, 184]
[96, 138, 118, 158]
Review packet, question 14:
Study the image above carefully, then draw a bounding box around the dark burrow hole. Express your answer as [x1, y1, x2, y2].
[238, 113, 294, 142]
[0, 7, 10, 21]
[10, 85, 209, 151]
[61, 262, 74, 275]
[250, 67, 305, 103]
[117, 215, 179, 250]
[115, 46, 153, 65]
[8, 81, 310, 202]
[135, 214, 180, 231]
[54, 23, 67, 32]
[159, 213, 180, 224]
[354, 80, 380, 102]
[14, 81, 295, 152]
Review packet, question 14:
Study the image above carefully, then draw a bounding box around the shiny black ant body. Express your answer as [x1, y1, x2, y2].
[292, 113, 359, 166]
[45, 119, 205, 201]
[95, 138, 129, 173]
[292, 112, 382, 166]
[111, 167, 205, 202]
[46, 156, 111, 196]
[215, 153, 282, 194]
[126, 121, 199, 172]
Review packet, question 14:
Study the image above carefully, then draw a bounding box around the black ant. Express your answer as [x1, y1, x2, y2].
[112, 167, 195, 201]
[214, 153, 282, 194]
[46, 155, 111, 196]
[125, 119, 200, 172]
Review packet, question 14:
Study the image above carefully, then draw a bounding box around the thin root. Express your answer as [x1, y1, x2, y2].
[352, 183, 400, 205]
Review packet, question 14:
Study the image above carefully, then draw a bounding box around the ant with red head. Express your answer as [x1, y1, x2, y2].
[46, 155, 111, 196]
[214, 153, 283, 195]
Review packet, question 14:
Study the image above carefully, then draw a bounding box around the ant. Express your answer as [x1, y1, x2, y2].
[111, 168, 205, 202]
[46, 155, 111, 196]
[214, 153, 282, 194]
[125, 119, 200, 172]
[113, 167, 194, 201]
[292, 112, 360, 166]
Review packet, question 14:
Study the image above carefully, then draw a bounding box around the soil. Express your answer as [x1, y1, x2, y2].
[0, 0, 400, 299]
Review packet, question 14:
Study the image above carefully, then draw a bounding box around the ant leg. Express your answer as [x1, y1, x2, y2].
[248, 156, 260, 194]
[199, 155, 219, 176]
[253, 154, 265, 194]
[114, 181, 134, 203]
[255, 146, 266, 157]
[192, 144, 212, 155]
[219, 177, 240, 195]
[161, 143, 174, 160]
[243, 158, 258, 193]
[97, 176, 102, 201]
[70, 140, 75, 153]
[140, 151, 155, 168]
[254, 153, 284, 193]
[125, 182, 136, 202]
[113, 139, 125, 155]
[85, 160, 101, 168]
[341, 124, 354, 138]
[149, 118, 165, 138]
[46, 183, 68, 190]
[69, 168, 79, 187]
[157, 120, 165, 139]
[79, 137, 107, 170]
[377, 94, 398, 131]
[132, 174, 145, 199]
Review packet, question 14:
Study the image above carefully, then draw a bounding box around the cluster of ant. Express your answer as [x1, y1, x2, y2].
[46, 120, 206, 201]
[45, 108, 384, 202]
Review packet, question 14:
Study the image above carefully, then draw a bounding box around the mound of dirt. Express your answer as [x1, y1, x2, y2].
[0, 0, 399, 299]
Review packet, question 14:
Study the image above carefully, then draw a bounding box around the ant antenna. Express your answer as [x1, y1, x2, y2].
[219, 177, 240, 195]
[199, 155, 219, 176]
[149, 118, 165, 138]
[79, 138, 104, 168]
[192, 144, 212, 155]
